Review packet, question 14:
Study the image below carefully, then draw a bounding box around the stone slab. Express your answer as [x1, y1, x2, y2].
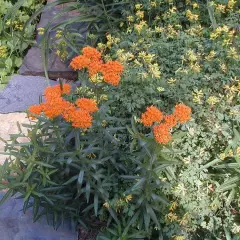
[20, 0, 87, 80]
[0, 75, 57, 114]
[0, 192, 77, 240]
[0, 113, 30, 164]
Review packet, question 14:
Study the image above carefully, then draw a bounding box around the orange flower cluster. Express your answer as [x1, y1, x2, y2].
[70, 46, 124, 86]
[141, 104, 191, 144]
[141, 106, 163, 127]
[28, 84, 98, 129]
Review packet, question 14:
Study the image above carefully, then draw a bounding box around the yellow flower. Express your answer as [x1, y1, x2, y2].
[179, 213, 190, 226]
[97, 43, 106, 51]
[127, 15, 134, 22]
[103, 202, 110, 208]
[190, 63, 201, 72]
[138, 51, 155, 64]
[220, 152, 226, 160]
[169, 6, 177, 13]
[236, 147, 240, 157]
[186, 50, 198, 62]
[227, 47, 239, 60]
[90, 74, 103, 84]
[220, 63, 227, 73]
[205, 50, 216, 61]
[168, 78, 177, 84]
[172, 236, 185, 240]
[125, 195, 133, 203]
[134, 21, 147, 34]
[207, 96, 219, 106]
[37, 27, 45, 35]
[192, 89, 203, 104]
[228, 0, 236, 9]
[166, 212, 178, 222]
[148, 63, 161, 78]
[186, 25, 203, 36]
[222, 38, 232, 47]
[136, 10, 144, 19]
[155, 26, 164, 33]
[151, 1, 157, 7]
[186, 9, 199, 21]
[192, 2, 199, 9]
[0, 46, 8, 58]
[56, 30, 63, 39]
[216, 4, 226, 13]
[157, 87, 165, 92]
[87, 153, 96, 159]
[135, 3, 143, 10]
[169, 201, 178, 211]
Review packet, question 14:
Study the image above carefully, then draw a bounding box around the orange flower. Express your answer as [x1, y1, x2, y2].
[153, 124, 172, 144]
[164, 114, 178, 128]
[141, 106, 163, 127]
[75, 98, 98, 113]
[102, 61, 124, 74]
[70, 55, 90, 71]
[88, 60, 103, 77]
[28, 104, 45, 119]
[70, 110, 93, 129]
[62, 103, 76, 122]
[60, 84, 71, 95]
[102, 73, 121, 86]
[174, 104, 192, 123]
[101, 61, 124, 86]
[82, 46, 102, 61]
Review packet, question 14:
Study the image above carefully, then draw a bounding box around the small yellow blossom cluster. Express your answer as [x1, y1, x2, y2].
[186, 9, 199, 22]
[55, 41, 68, 61]
[219, 149, 234, 160]
[116, 49, 134, 64]
[103, 194, 133, 212]
[97, 34, 120, 52]
[0, 46, 8, 58]
[227, 47, 239, 60]
[224, 79, 240, 101]
[184, 50, 201, 73]
[210, 25, 235, 47]
[172, 236, 185, 240]
[166, 201, 191, 229]
[134, 20, 148, 34]
[185, 25, 203, 36]
[37, 27, 45, 35]
[215, 4, 226, 13]
[6, 20, 23, 30]
[205, 50, 216, 61]
[192, 89, 204, 104]
[56, 30, 63, 39]
[206, 96, 220, 106]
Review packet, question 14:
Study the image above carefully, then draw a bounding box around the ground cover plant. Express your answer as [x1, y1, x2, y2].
[1, 0, 240, 239]
[0, 0, 44, 88]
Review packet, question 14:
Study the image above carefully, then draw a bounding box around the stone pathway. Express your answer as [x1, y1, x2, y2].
[0, 75, 57, 113]
[0, 192, 77, 240]
[0, 112, 29, 165]
[0, 75, 77, 239]
[20, 0, 87, 80]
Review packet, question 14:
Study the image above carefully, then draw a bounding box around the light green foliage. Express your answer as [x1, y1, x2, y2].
[0, 0, 43, 85]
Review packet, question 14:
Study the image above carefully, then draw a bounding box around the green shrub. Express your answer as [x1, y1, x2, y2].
[0, 0, 44, 86]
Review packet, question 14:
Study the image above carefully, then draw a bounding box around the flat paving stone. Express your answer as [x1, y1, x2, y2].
[0, 112, 30, 164]
[0, 192, 77, 240]
[20, 0, 87, 80]
[0, 75, 57, 114]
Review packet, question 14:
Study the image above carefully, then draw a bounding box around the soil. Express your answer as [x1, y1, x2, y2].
[78, 227, 99, 240]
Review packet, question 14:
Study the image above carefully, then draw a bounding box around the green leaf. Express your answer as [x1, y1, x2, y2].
[0, 189, 13, 205]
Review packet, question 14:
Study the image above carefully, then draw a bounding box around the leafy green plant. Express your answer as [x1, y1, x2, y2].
[0, 0, 44, 86]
